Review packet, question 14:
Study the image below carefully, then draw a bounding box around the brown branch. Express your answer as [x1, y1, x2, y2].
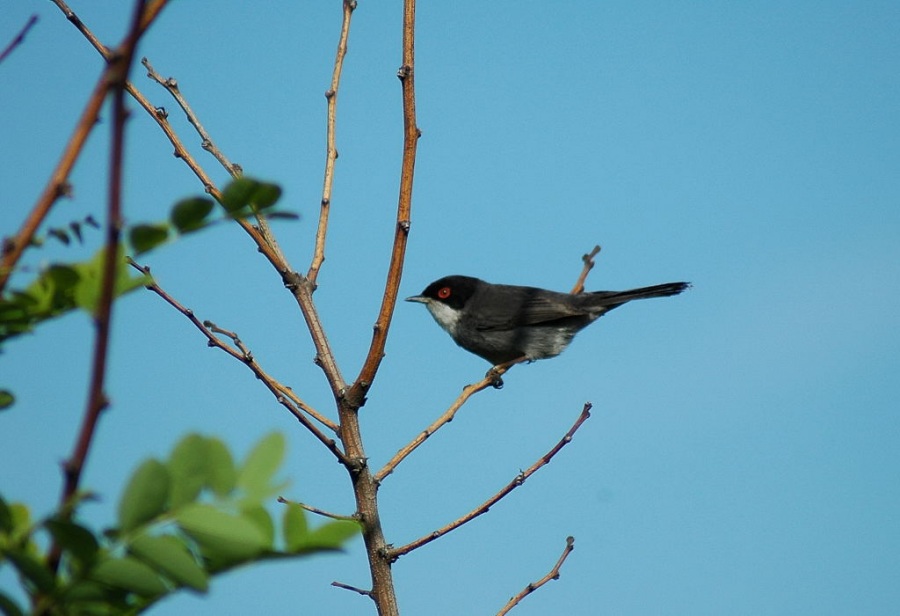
[140, 56, 241, 176]
[126, 260, 352, 466]
[0, 14, 38, 65]
[496, 536, 576, 615]
[308, 0, 357, 286]
[570, 244, 601, 294]
[374, 359, 523, 483]
[387, 403, 592, 560]
[51, 0, 159, 577]
[277, 496, 357, 522]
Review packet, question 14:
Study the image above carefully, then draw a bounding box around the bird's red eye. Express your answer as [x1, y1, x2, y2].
[437, 286, 451, 299]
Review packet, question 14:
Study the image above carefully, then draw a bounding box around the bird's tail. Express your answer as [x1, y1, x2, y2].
[587, 282, 690, 308]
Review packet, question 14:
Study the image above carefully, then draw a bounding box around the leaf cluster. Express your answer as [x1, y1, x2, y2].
[0, 432, 359, 615]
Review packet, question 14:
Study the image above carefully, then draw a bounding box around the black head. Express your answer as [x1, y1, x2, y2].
[406, 275, 482, 310]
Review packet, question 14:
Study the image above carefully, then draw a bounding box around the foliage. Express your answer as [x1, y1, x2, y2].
[0, 432, 359, 615]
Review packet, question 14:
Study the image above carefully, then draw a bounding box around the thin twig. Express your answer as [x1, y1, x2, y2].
[496, 536, 576, 615]
[570, 244, 601, 294]
[331, 581, 372, 597]
[374, 359, 523, 483]
[387, 403, 592, 560]
[0, 14, 38, 65]
[308, 0, 356, 286]
[47, 0, 287, 276]
[277, 496, 357, 522]
[51, 0, 158, 576]
[126, 260, 352, 468]
[140, 56, 240, 175]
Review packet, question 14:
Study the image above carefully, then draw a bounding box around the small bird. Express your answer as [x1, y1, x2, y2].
[406, 275, 689, 365]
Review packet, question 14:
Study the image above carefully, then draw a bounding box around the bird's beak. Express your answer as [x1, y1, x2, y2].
[405, 295, 427, 303]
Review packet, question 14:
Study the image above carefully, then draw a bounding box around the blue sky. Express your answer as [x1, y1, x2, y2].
[2, 1, 899, 614]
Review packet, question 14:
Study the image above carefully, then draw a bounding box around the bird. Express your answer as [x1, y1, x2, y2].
[406, 275, 689, 366]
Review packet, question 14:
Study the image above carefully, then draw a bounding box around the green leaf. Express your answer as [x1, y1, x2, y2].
[220, 178, 259, 213]
[0, 495, 11, 533]
[167, 434, 209, 509]
[0, 591, 24, 616]
[205, 437, 236, 497]
[0, 390, 14, 410]
[236, 432, 285, 498]
[118, 459, 170, 532]
[170, 197, 214, 233]
[129, 223, 170, 255]
[240, 505, 275, 548]
[301, 519, 360, 552]
[282, 503, 308, 552]
[220, 178, 282, 216]
[250, 182, 282, 210]
[5, 549, 56, 592]
[44, 518, 99, 567]
[264, 211, 300, 221]
[71, 246, 149, 315]
[174, 503, 267, 563]
[90, 556, 168, 597]
[129, 533, 208, 592]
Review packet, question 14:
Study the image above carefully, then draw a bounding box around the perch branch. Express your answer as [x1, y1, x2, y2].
[374, 359, 523, 483]
[496, 536, 576, 615]
[570, 244, 601, 294]
[308, 0, 357, 286]
[387, 403, 592, 560]
[0, 14, 38, 65]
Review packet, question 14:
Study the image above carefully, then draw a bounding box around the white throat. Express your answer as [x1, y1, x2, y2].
[424, 301, 461, 336]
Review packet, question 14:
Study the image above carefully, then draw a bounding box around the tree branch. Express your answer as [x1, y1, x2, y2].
[308, 0, 357, 286]
[0, 14, 38, 65]
[51, 0, 160, 574]
[344, 0, 419, 411]
[375, 360, 521, 483]
[387, 403, 592, 560]
[496, 536, 576, 615]
[570, 244, 601, 294]
[277, 496, 357, 522]
[126, 259, 352, 467]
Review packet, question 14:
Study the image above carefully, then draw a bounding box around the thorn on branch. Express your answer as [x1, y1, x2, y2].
[331, 581, 372, 597]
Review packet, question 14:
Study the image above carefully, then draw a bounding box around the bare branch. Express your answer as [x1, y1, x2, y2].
[375, 359, 523, 483]
[570, 244, 601, 294]
[331, 581, 372, 597]
[387, 403, 592, 560]
[308, 0, 357, 286]
[344, 0, 419, 411]
[0, 14, 38, 65]
[140, 57, 241, 176]
[277, 496, 357, 522]
[496, 536, 576, 615]
[52, 0, 161, 575]
[126, 260, 353, 468]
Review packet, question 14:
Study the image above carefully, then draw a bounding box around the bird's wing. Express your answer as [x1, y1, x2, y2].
[472, 289, 592, 331]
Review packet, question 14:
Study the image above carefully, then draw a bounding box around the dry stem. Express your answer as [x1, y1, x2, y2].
[308, 0, 357, 286]
[387, 403, 592, 560]
[496, 536, 576, 615]
[0, 14, 38, 65]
